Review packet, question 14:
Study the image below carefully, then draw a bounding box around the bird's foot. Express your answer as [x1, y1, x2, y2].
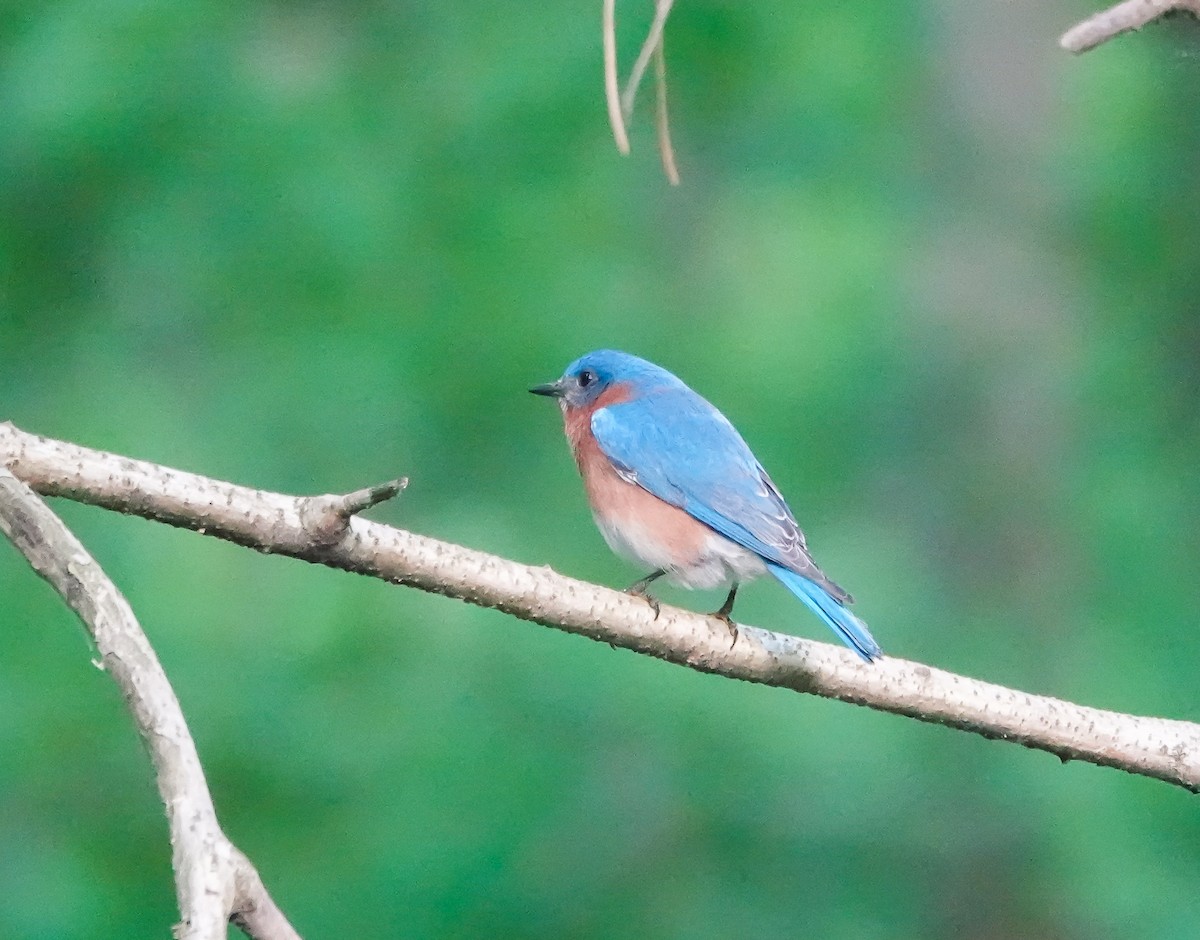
[626, 586, 661, 620]
[625, 570, 665, 620]
[709, 609, 740, 649]
[709, 584, 740, 649]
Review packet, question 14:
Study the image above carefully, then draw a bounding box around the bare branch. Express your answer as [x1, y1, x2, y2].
[300, 477, 408, 546]
[3, 421, 1200, 793]
[0, 465, 301, 940]
[1060, 0, 1200, 53]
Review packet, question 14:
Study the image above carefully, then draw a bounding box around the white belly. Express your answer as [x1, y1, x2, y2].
[594, 511, 768, 589]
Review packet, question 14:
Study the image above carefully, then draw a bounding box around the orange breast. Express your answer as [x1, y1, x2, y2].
[562, 386, 711, 567]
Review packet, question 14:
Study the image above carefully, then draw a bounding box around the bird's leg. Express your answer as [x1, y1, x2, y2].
[710, 584, 740, 648]
[626, 569, 666, 619]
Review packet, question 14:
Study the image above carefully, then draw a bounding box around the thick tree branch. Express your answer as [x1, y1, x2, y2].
[0, 466, 301, 940]
[3, 421, 1199, 793]
[1061, 0, 1200, 53]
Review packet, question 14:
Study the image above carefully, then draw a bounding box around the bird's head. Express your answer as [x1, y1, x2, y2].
[530, 349, 670, 410]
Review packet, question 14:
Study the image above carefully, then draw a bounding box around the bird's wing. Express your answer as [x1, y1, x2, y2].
[590, 388, 851, 602]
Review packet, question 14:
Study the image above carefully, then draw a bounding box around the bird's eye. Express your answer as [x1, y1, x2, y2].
[578, 369, 597, 388]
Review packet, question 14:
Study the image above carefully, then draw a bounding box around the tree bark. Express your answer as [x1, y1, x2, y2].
[3, 421, 1198, 794]
[1060, 0, 1200, 53]
[0, 466, 302, 940]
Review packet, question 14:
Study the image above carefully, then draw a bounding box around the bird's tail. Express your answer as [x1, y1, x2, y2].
[767, 563, 882, 663]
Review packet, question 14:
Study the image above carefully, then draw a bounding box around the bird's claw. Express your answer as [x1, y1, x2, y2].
[710, 610, 739, 649]
[709, 585, 740, 649]
[625, 570, 665, 621]
[627, 588, 661, 620]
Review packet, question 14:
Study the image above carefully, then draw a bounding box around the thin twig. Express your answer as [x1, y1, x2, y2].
[0, 467, 301, 940]
[300, 477, 408, 546]
[654, 35, 680, 185]
[1060, 0, 1200, 52]
[4, 422, 1200, 793]
[339, 477, 408, 517]
[603, 0, 630, 154]
[620, 0, 675, 120]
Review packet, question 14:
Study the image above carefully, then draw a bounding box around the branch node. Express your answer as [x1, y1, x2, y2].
[301, 478, 408, 546]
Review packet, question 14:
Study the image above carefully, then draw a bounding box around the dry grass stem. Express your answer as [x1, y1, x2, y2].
[603, 0, 630, 154]
[621, 0, 675, 120]
[654, 38, 680, 185]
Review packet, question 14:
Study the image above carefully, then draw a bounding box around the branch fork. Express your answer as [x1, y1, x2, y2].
[0, 466, 302, 940]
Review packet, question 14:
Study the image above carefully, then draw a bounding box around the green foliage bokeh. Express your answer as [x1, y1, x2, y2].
[2, 2, 1200, 937]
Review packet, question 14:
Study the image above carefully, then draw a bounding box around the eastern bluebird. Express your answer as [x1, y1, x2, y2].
[531, 349, 881, 661]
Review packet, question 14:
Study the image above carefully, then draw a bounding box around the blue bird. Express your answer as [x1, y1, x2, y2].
[531, 349, 881, 661]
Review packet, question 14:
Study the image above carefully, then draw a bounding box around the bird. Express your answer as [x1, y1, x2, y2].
[530, 349, 881, 662]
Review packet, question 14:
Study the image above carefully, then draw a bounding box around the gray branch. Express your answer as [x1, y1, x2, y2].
[1061, 0, 1200, 53]
[3, 421, 1199, 793]
[0, 466, 301, 940]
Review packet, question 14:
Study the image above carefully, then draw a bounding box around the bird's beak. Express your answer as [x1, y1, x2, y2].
[529, 379, 565, 398]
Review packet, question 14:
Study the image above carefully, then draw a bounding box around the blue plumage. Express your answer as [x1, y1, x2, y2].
[766, 564, 881, 662]
[532, 349, 881, 662]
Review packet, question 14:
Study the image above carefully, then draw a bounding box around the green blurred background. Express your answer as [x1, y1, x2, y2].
[3, 1, 1200, 937]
